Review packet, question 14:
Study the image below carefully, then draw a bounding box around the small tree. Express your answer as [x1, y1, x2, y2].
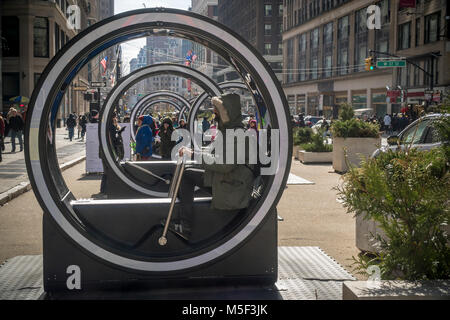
[336, 145, 450, 280]
[331, 103, 379, 138]
[339, 103, 355, 121]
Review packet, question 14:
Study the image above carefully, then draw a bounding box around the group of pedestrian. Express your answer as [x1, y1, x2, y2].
[133, 112, 188, 161]
[377, 113, 412, 135]
[1, 107, 26, 157]
[65, 113, 88, 142]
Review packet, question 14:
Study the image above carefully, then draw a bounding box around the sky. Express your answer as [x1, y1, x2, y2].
[114, 0, 191, 74]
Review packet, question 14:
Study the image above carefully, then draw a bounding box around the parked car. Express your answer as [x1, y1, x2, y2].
[304, 116, 322, 127]
[311, 119, 331, 135]
[371, 113, 449, 158]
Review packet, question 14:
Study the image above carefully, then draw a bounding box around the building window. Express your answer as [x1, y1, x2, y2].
[279, 4, 283, 16]
[338, 15, 349, 75]
[398, 22, 411, 50]
[415, 18, 420, 46]
[279, 23, 283, 34]
[424, 12, 440, 44]
[34, 73, 42, 87]
[278, 43, 283, 55]
[310, 28, 319, 80]
[264, 4, 272, 16]
[375, 0, 390, 53]
[323, 22, 333, 78]
[286, 39, 294, 83]
[55, 23, 60, 53]
[355, 8, 368, 72]
[413, 65, 420, 86]
[298, 33, 307, 81]
[264, 43, 272, 55]
[265, 24, 272, 35]
[352, 93, 367, 109]
[2, 16, 20, 57]
[34, 17, 49, 58]
[310, 27, 319, 49]
[61, 30, 66, 48]
[2, 72, 20, 102]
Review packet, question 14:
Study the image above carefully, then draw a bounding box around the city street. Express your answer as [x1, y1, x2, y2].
[0, 127, 86, 194]
[0, 0, 448, 304]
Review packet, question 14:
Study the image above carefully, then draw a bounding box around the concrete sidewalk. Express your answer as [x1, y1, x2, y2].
[0, 127, 86, 205]
[0, 157, 365, 280]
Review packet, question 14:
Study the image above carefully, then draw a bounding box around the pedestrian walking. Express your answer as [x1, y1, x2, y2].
[0, 114, 5, 162]
[80, 115, 88, 141]
[159, 117, 176, 160]
[383, 113, 392, 134]
[135, 115, 154, 161]
[66, 114, 77, 141]
[7, 108, 24, 152]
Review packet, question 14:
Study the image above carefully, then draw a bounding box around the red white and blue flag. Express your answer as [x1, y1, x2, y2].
[185, 50, 197, 66]
[100, 56, 108, 73]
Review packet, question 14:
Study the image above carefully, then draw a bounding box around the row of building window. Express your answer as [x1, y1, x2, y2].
[264, 43, 283, 55]
[284, 0, 351, 31]
[264, 4, 283, 17]
[285, 4, 442, 84]
[398, 12, 441, 50]
[1, 16, 71, 59]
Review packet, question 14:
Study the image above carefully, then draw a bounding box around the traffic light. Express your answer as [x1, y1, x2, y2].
[365, 56, 375, 71]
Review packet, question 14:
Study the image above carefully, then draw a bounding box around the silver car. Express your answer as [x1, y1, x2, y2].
[371, 113, 448, 158]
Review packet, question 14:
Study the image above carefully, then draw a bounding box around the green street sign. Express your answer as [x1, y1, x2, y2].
[376, 60, 406, 68]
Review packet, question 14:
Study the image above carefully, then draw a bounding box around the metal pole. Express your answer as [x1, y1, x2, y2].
[159, 158, 185, 246]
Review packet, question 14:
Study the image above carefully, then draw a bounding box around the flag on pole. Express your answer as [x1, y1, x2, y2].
[185, 50, 197, 67]
[100, 56, 108, 73]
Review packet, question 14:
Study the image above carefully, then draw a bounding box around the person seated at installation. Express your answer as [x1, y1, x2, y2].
[167, 93, 256, 241]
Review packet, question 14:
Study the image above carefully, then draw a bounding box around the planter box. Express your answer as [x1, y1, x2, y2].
[297, 150, 332, 163]
[356, 213, 450, 254]
[293, 145, 300, 159]
[355, 213, 387, 253]
[343, 280, 450, 300]
[332, 137, 381, 173]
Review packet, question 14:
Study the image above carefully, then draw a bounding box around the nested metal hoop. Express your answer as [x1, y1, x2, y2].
[25, 8, 292, 273]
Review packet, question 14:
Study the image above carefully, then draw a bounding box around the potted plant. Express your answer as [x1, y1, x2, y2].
[331, 103, 380, 173]
[297, 130, 333, 163]
[293, 126, 313, 159]
[336, 115, 449, 296]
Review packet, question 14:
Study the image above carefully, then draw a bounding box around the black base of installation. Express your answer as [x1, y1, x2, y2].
[42, 207, 278, 298]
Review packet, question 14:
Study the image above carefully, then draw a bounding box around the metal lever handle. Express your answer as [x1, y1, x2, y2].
[159, 157, 185, 246]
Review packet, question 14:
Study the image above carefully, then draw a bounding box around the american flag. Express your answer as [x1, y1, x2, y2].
[185, 50, 197, 66]
[100, 56, 108, 72]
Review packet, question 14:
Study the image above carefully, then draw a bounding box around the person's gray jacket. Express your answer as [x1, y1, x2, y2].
[201, 93, 255, 211]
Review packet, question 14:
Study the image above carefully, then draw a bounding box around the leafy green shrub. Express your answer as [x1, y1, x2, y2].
[293, 127, 313, 146]
[300, 130, 332, 152]
[330, 102, 380, 138]
[336, 147, 450, 280]
[339, 103, 355, 121]
[331, 118, 380, 138]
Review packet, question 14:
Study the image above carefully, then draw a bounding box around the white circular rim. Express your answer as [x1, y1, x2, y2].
[189, 81, 248, 151]
[28, 11, 289, 272]
[101, 64, 221, 198]
[129, 91, 191, 142]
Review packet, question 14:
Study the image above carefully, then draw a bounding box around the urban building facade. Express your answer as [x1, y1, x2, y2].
[217, 0, 284, 82]
[1, 0, 117, 125]
[282, 0, 449, 118]
[145, 36, 186, 96]
[191, 0, 219, 80]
